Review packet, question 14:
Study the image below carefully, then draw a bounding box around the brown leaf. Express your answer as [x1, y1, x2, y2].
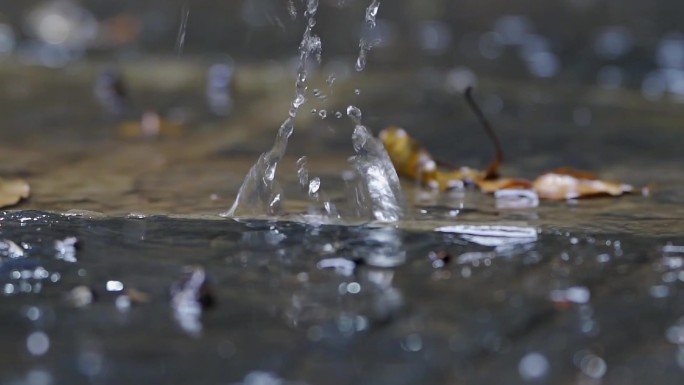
[118, 111, 183, 139]
[0, 178, 30, 208]
[532, 168, 633, 200]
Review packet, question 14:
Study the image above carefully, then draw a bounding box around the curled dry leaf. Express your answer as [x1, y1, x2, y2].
[0, 177, 30, 208]
[379, 87, 634, 201]
[532, 168, 633, 200]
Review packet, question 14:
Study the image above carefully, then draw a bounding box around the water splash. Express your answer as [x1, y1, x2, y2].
[227, 1, 320, 217]
[365, 1, 380, 28]
[348, 122, 405, 222]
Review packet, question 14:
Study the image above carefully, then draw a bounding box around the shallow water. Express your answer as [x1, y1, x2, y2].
[1, 209, 683, 385]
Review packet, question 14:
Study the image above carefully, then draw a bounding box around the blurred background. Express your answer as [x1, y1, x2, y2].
[1, 0, 683, 212]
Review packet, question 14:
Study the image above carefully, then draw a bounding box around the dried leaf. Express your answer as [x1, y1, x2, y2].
[118, 111, 183, 139]
[532, 168, 633, 200]
[0, 177, 30, 208]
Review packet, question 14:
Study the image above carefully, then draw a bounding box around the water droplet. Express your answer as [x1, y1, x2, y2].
[287, 0, 297, 19]
[308, 177, 321, 196]
[346, 105, 362, 125]
[354, 89, 361, 95]
[318, 109, 327, 119]
[335, 111, 343, 119]
[296, 156, 309, 188]
[365, 0, 380, 28]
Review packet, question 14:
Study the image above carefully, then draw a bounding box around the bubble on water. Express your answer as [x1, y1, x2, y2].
[27, 331, 50, 356]
[594, 26, 633, 59]
[519, 352, 550, 381]
[418, 21, 452, 53]
[365, 0, 380, 28]
[597, 65, 623, 89]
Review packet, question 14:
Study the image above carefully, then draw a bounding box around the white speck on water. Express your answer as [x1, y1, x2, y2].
[106, 280, 124, 292]
[663, 244, 684, 254]
[27, 331, 50, 356]
[346, 282, 361, 294]
[518, 352, 550, 381]
[317, 258, 355, 276]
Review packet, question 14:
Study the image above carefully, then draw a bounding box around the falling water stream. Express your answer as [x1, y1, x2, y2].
[226, 0, 404, 223]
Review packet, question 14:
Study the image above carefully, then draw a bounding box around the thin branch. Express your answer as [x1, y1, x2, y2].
[464, 87, 504, 179]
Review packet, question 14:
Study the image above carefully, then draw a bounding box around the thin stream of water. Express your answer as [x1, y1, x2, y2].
[175, 3, 190, 56]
